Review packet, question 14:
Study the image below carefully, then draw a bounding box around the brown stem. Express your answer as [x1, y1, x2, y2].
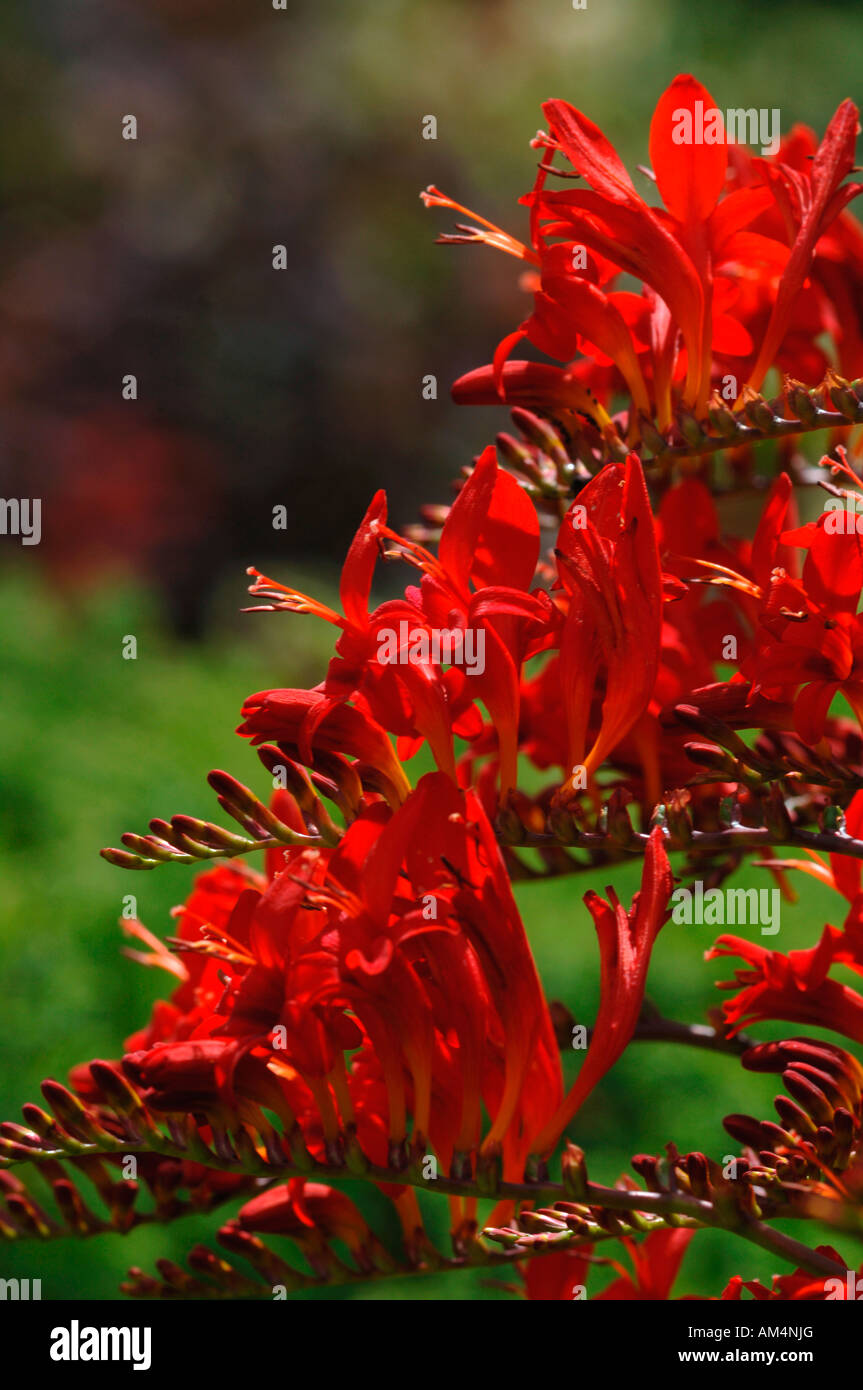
[501, 821, 863, 863]
[6, 1128, 848, 1282]
[644, 406, 856, 466]
[736, 1218, 850, 1279]
[626, 1019, 755, 1056]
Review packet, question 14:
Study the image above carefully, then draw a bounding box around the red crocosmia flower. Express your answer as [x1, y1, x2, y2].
[748, 470, 800, 592]
[595, 1227, 696, 1301]
[302, 803, 468, 1150]
[433, 780, 563, 1166]
[243, 456, 552, 793]
[708, 901, 863, 1045]
[79, 863, 267, 1098]
[756, 505, 863, 743]
[248, 496, 468, 781]
[429, 80, 861, 435]
[746, 99, 863, 392]
[533, 826, 673, 1154]
[812, 186, 863, 382]
[450, 360, 623, 448]
[243, 492, 458, 783]
[124, 772, 562, 1183]
[122, 1037, 293, 1131]
[725, 126, 863, 385]
[521, 1247, 593, 1300]
[385, 448, 550, 793]
[675, 463, 863, 746]
[752, 525, 863, 744]
[226, 1178, 401, 1279]
[664, 468, 798, 646]
[392, 774, 560, 1171]
[216, 818, 450, 1149]
[150, 863, 263, 1018]
[369, 772, 563, 1173]
[555, 455, 663, 801]
[68, 863, 276, 1116]
[721, 1250, 854, 1300]
[651, 472, 799, 759]
[645, 77, 798, 411]
[648, 477, 751, 769]
[234, 1179, 370, 1250]
[534, 87, 707, 412]
[657, 474, 751, 646]
[497, 246, 652, 419]
[237, 686, 411, 805]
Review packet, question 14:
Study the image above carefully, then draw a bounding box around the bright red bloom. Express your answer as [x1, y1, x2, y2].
[538, 75, 752, 416]
[234, 1179, 371, 1250]
[596, 1227, 695, 1301]
[721, 1249, 855, 1301]
[684, 458, 863, 746]
[708, 896, 863, 1044]
[239, 686, 413, 805]
[746, 99, 862, 391]
[426, 77, 861, 434]
[534, 826, 673, 1153]
[240, 448, 676, 806]
[521, 1247, 593, 1300]
[376, 447, 551, 793]
[241, 451, 552, 794]
[555, 454, 663, 801]
[110, 772, 562, 1183]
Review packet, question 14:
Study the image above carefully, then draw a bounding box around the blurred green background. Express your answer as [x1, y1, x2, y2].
[1, 0, 862, 1299]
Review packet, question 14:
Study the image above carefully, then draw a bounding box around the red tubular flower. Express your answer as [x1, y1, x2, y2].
[707, 905, 863, 1044]
[428, 778, 563, 1165]
[225, 1178, 395, 1279]
[756, 499, 863, 743]
[595, 1228, 695, 1301]
[122, 1037, 293, 1129]
[510, 252, 652, 419]
[111, 772, 562, 1182]
[673, 461, 863, 746]
[534, 87, 707, 412]
[242, 453, 552, 794]
[382, 448, 551, 793]
[648, 476, 752, 775]
[237, 686, 411, 804]
[521, 1247, 594, 1300]
[533, 826, 673, 1154]
[243, 492, 462, 783]
[721, 1250, 854, 1300]
[429, 78, 861, 434]
[746, 99, 862, 392]
[555, 454, 663, 801]
[234, 1179, 370, 1250]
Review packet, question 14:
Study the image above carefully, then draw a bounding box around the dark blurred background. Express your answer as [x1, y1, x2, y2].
[1, 0, 861, 630]
[1, 0, 862, 1299]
